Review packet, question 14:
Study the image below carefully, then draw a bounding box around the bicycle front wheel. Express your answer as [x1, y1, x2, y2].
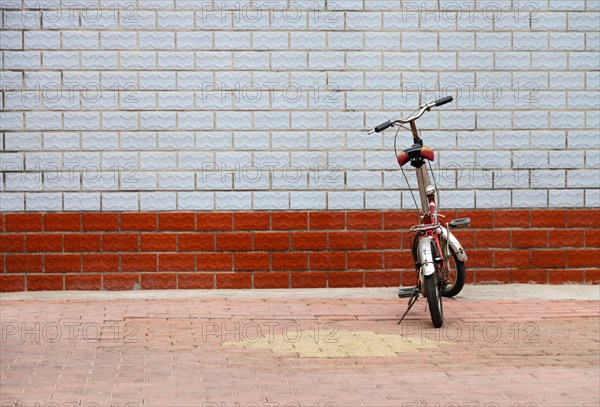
[425, 273, 443, 328]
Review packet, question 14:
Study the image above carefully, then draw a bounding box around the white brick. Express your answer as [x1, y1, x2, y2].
[0, 193, 25, 211]
[476, 190, 512, 209]
[25, 192, 62, 211]
[63, 193, 100, 211]
[550, 151, 585, 168]
[549, 189, 584, 207]
[102, 192, 139, 211]
[253, 32, 288, 50]
[216, 192, 252, 210]
[178, 192, 214, 210]
[140, 32, 175, 50]
[290, 191, 326, 209]
[253, 192, 289, 210]
[328, 191, 364, 210]
[141, 192, 176, 210]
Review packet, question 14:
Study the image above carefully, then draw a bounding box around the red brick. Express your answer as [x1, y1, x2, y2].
[292, 232, 327, 250]
[5, 214, 42, 232]
[234, 212, 270, 230]
[0, 275, 25, 292]
[140, 234, 177, 252]
[467, 249, 494, 268]
[309, 252, 345, 271]
[347, 212, 382, 230]
[458, 210, 492, 228]
[159, 213, 195, 231]
[25, 234, 62, 252]
[121, 213, 157, 231]
[328, 271, 363, 288]
[494, 250, 529, 269]
[586, 230, 600, 247]
[549, 230, 585, 248]
[328, 231, 364, 250]
[141, 273, 177, 289]
[512, 230, 547, 248]
[197, 253, 232, 271]
[383, 211, 418, 230]
[83, 213, 119, 231]
[44, 213, 80, 231]
[348, 251, 382, 270]
[121, 254, 157, 272]
[475, 270, 510, 284]
[64, 234, 101, 252]
[494, 210, 529, 228]
[531, 210, 566, 228]
[401, 270, 419, 286]
[254, 232, 290, 251]
[585, 269, 599, 284]
[197, 213, 232, 231]
[383, 251, 413, 269]
[216, 273, 252, 289]
[511, 269, 548, 284]
[83, 254, 119, 272]
[234, 253, 270, 271]
[254, 272, 290, 289]
[44, 254, 81, 272]
[65, 274, 101, 290]
[291, 272, 326, 288]
[366, 231, 401, 250]
[179, 273, 214, 289]
[567, 209, 600, 228]
[0, 234, 25, 252]
[216, 232, 252, 251]
[365, 271, 401, 287]
[531, 250, 567, 268]
[272, 212, 308, 230]
[451, 230, 475, 249]
[1, 256, 5, 272]
[6, 254, 43, 272]
[272, 252, 308, 271]
[179, 233, 215, 252]
[309, 212, 345, 230]
[549, 270, 585, 284]
[27, 274, 63, 291]
[159, 254, 195, 271]
[475, 230, 510, 248]
[567, 249, 600, 268]
[103, 273, 139, 291]
[102, 234, 139, 252]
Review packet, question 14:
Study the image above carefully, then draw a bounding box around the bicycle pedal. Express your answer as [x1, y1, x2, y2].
[398, 286, 418, 298]
[449, 217, 471, 229]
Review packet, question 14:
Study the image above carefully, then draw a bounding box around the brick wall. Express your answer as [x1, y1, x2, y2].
[1, 1, 599, 211]
[1, 1, 599, 291]
[1, 209, 598, 292]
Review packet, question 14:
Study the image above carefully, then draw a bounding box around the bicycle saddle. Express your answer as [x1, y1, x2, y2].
[397, 144, 435, 167]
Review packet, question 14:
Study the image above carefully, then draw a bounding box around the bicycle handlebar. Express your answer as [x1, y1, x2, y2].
[371, 96, 453, 134]
[435, 96, 453, 107]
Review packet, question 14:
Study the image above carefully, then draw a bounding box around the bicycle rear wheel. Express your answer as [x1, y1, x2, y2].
[425, 272, 443, 328]
[442, 248, 465, 298]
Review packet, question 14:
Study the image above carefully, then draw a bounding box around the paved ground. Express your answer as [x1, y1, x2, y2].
[1, 285, 599, 407]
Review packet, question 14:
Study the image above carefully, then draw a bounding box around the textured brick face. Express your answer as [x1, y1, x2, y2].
[0, 1, 599, 211]
[0, 209, 598, 291]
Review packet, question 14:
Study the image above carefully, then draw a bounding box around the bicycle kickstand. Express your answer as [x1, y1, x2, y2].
[397, 288, 419, 325]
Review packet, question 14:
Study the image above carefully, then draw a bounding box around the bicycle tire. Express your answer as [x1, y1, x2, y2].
[442, 248, 466, 298]
[425, 273, 443, 328]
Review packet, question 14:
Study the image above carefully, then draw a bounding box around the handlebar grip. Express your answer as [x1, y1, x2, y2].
[374, 121, 392, 133]
[434, 96, 453, 107]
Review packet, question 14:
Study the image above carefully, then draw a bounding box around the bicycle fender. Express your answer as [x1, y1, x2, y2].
[418, 237, 436, 277]
[441, 227, 468, 262]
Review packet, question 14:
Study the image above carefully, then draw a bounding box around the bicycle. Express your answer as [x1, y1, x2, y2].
[369, 96, 470, 328]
